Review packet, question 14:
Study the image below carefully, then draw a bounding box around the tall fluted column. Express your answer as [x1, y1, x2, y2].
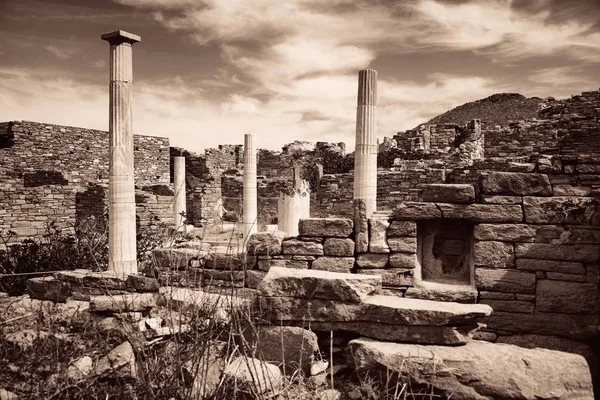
[243, 133, 257, 240]
[101, 30, 141, 277]
[353, 69, 378, 217]
[277, 166, 310, 236]
[173, 156, 186, 231]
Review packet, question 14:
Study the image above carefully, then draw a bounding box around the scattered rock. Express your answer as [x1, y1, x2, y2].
[183, 341, 225, 399]
[0, 388, 19, 400]
[68, 356, 93, 380]
[318, 389, 341, 400]
[310, 360, 329, 376]
[95, 341, 137, 380]
[223, 356, 282, 394]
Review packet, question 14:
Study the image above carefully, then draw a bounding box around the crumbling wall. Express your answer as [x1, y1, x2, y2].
[0, 121, 172, 240]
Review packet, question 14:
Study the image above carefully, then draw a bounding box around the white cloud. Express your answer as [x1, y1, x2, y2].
[44, 44, 75, 59]
[528, 66, 592, 97]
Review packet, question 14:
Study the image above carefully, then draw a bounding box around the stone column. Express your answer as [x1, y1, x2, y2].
[173, 156, 186, 231]
[277, 167, 310, 236]
[243, 133, 257, 240]
[353, 69, 378, 217]
[101, 30, 141, 278]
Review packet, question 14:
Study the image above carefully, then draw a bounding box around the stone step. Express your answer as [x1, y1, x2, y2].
[158, 287, 252, 321]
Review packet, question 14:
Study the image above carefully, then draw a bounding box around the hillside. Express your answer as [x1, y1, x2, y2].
[427, 93, 545, 126]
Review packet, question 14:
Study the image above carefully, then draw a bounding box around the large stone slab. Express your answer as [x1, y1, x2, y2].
[152, 248, 205, 269]
[311, 256, 355, 273]
[257, 267, 381, 303]
[437, 203, 523, 222]
[475, 223, 600, 244]
[55, 269, 127, 290]
[523, 196, 600, 225]
[246, 232, 286, 255]
[369, 218, 390, 253]
[298, 218, 353, 238]
[421, 184, 475, 203]
[282, 239, 324, 256]
[485, 311, 598, 339]
[515, 243, 599, 263]
[536, 280, 598, 314]
[90, 293, 159, 312]
[26, 277, 71, 302]
[475, 268, 536, 293]
[394, 202, 441, 220]
[304, 321, 480, 345]
[323, 238, 354, 257]
[404, 283, 477, 304]
[473, 241, 515, 268]
[347, 338, 593, 400]
[258, 294, 492, 326]
[516, 259, 585, 274]
[481, 172, 552, 196]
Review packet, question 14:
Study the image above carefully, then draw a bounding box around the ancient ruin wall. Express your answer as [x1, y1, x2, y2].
[0, 121, 173, 240]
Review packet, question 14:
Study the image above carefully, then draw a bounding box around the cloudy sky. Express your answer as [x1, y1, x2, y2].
[1, 0, 599, 152]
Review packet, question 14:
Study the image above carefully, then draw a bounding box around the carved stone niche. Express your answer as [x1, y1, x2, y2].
[418, 220, 474, 285]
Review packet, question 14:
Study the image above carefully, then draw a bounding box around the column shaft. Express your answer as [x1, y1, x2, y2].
[174, 156, 186, 231]
[243, 134, 257, 239]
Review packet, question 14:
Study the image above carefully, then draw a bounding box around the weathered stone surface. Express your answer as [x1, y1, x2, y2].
[545, 272, 586, 281]
[298, 218, 353, 238]
[183, 341, 225, 399]
[475, 268, 536, 293]
[369, 218, 390, 253]
[95, 341, 137, 379]
[258, 259, 309, 271]
[68, 356, 94, 380]
[245, 270, 267, 289]
[516, 258, 585, 274]
[282, 239, 324, 256]
[259, 295, 492, 326]
[347, 338, 593, 400]
[536, 280, 597, 314]
[323, 238, 354, 257]
[26, 276, 71, 302]
[0, 388, 18, 400]
[485, 311, 598, 339]
[523, 196, 600, 225]
[421, 184, 475, 203]
[479, 291, 515, 300]
[437, 204, 523, 222]
[515, 243, 599, 263]
[224, 357, 282, 394]
[405, 284, 477, 304]
[480, 299, 534, 313]
[356, 253, 388, 269]
[55, 269, 127, 290]
[357, 268, 414, 286]
[481, 172, 552, 196]
[387, 237, 417, 253]
[353, 199, 369, 253]
[473, 241, 515, 268]
[387, 221, 417, 237]
[553, 184, 592, 196]
[312, 257, 355, 273]
[474, 224, 536, 242]
[388, 253, 417, 269]
[202, 269, 245, 283]
[246, 231, 286, 255]
[152, 248, 203, 269]
[242, 326, 318, 375]
[586, 265, 599, 283]
[203, 251, 244, 270]
[305, 321, 480, 345]
[258, 267, 381, 302]
[126, 274, 160, 292]
[90, 293, 159, 312]
[481, 195, 522, 204]
[394, 202, 441, 220]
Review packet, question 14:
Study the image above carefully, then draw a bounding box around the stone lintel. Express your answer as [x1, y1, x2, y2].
[101, 30, 141, 45]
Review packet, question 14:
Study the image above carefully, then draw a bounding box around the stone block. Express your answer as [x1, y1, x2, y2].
[258, 259, 309, 271]
[353, 199, 369, 253]
[323, 238, 354, 257]
[356, 253, 388, 269]
[475, 268, 536, 293]
[246, 231, 286, 255]
[245, 270, 267, 289]
[553, 185, 591, 196]
[523, 197, 600, 225]
[394, 202, 441, 220]
[516, 258, 585, 274]
[479, 291, 515, 300]
[437, 204, 523, 223]
[312, 256, 355, 273]
[357, 268, 414, 287]
[369, 218, 390, 253]
[26, 276, 71, 302]
[55, 269, 127, 290]
[203, 251, 244, 270]
[404, 284, 477, 304]
[536, 280, 598, 314]
[95, 341, 137, 379]
[224, 357, 282, 394]
[126, 274, 160, 292]
[90, 293, 159, 312]
[387, 221, 417, 237]
[298, 218, 353, 238]
[481, 172, 552, 196]
[480, 299, 534, 313]
[545, 272, 586, 282]
[515, 243, 599, 263]
[421, 184, 475, 203]
[257, 266, 381, 302]
[282, 239, 324, 256]
[485, 311, 598, 339]
[152, 248, 203, 269]
[473, 224, 537, 242]
[481, 195, 522, 204]
[473, 241, 515, 268]
[388, 253, 417, 269]
[387, 237, 417, 253]
[586, 265, 599, 283]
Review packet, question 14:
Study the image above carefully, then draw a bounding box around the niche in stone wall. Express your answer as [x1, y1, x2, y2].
[418, 220, 473, 285]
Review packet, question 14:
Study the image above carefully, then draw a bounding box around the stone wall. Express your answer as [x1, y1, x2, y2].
[0, 121, 173, 240]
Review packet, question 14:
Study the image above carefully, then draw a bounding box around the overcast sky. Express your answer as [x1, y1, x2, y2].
[1, 0, 599, 152]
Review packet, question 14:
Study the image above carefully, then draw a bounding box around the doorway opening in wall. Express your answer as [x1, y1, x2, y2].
[418, 220, 474, 286]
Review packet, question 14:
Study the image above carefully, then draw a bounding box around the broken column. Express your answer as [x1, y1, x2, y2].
[101, 30, 141, 277]
[243, 133, 257, 240]
[173, 156, 186, 231]
[277, 167, 310, 236]
[353, 69, 378, 218]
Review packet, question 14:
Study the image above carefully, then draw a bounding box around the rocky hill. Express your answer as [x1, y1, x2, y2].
[427, 93, 545, 126]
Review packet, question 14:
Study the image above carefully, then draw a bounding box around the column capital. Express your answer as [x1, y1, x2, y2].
[101, 30, 141, 45]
